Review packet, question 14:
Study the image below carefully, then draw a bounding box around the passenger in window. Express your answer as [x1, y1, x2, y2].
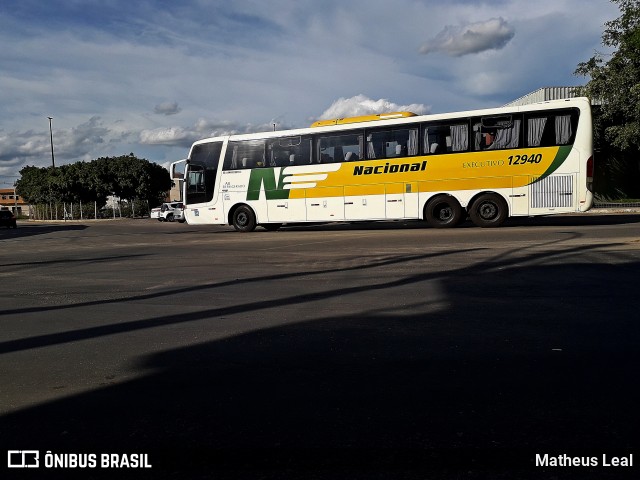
[483, 132, 495, 148]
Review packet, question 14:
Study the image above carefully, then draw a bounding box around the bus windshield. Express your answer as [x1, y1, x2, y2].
[186, 141, 223, 204]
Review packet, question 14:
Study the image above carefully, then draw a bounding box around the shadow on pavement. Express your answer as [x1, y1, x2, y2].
[1, 247, 638, 480]
[0, 223, 88, 240]
[279, 213, 640, 231]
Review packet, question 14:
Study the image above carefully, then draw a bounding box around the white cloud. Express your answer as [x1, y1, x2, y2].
[420, 18, 516, 57]
[318, 95, 431, 121]
[140, 127, 191, 146]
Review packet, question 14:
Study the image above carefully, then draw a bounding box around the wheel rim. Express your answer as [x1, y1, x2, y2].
[236, 212, 248, 226]
[478, 202, 498, 220]
[436, 204, 453, 221]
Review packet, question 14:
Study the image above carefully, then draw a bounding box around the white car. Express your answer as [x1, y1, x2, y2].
[151, 202, 185, 222]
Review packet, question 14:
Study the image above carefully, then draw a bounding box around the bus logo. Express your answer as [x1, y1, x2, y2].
[353, 160, 427, 176]
[247, 164, 341, 200]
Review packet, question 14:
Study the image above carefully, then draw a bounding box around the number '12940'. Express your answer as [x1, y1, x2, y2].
[508, 154, 542, 165]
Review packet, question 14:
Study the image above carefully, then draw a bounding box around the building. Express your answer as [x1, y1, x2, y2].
[504, 86, 600, 107]
[0, 188, 30, 217]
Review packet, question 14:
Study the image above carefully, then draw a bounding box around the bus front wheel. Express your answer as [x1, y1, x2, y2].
[425, 194, 463, 228]
[232, 205, 257, 232]
[469, 194, 508, 228]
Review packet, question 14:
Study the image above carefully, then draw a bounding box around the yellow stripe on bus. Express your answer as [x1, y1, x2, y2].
[285, 146, 563, 198]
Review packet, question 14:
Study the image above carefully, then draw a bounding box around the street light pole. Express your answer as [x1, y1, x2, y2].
[47, 116, 55, 168]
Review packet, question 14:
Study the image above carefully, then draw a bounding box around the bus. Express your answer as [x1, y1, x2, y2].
[170, 97, 593, 231]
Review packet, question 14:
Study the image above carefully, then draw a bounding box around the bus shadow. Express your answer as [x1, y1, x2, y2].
[1, 251, 638, 479]
[502, 213, 640, 228]
[276, 214, 640, 232]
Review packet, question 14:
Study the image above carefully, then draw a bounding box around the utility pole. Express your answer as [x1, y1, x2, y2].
[48, 116, 55, 168]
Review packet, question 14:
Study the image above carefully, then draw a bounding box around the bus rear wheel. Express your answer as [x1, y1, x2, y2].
[425, 194, 463, 228]
[469, 193, 508, 228]
[232, 205, 257, 232]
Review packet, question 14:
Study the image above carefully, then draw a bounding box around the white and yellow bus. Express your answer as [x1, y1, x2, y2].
[171, 97, 593, 231]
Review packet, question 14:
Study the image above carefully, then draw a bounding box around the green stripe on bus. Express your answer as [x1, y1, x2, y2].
[529, 145, 572, 185]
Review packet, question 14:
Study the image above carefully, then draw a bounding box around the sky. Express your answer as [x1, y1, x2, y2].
[0, 0, 620, 186]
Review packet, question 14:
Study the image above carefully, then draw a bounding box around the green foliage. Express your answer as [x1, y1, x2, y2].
[15, 155, 171, 210]
[575, 0, 640, 198]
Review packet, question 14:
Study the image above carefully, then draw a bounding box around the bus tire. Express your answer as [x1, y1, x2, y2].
[232, 205, 257, 232]
[424, 194, 463, 228]
[469, 193, 508, 228]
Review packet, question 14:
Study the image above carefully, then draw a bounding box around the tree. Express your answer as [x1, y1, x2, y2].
[575, 0, 640, 198]
[93, 154, 170, 205]
[16, 155, 171, 218]
[139, 161, 172, 206]
[15, 166, 50, 204]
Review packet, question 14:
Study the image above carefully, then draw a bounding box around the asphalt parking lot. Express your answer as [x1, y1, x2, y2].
[1, 214, 639, 479]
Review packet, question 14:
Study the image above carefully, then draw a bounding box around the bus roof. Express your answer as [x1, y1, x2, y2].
[310, 111, 417, 128]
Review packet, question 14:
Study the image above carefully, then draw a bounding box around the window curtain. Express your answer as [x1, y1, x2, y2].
[230, 145, 239, 169]
[488, 119, 520, 149]
[528, 117, 547, 147]
[473, 123, 483, 150]
[408, 129, 418, 155]
[367, 135, 377, 159]
[423, 128, 432, 153]
[555, 115, 572, 144]
[451, 124, 468, 152]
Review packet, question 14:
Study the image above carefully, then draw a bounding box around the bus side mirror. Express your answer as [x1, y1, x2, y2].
[170, 159, 186, 180]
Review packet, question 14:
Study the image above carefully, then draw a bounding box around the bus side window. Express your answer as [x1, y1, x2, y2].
[267, 136, 313, 166]
[224, 140, 266, 170]
[473, 116, 521, 151]
[526, 110, 578, 147]
[423, 123, 469, 154]
[366, 128, 418, 160]
[318, 133, 363, 164]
